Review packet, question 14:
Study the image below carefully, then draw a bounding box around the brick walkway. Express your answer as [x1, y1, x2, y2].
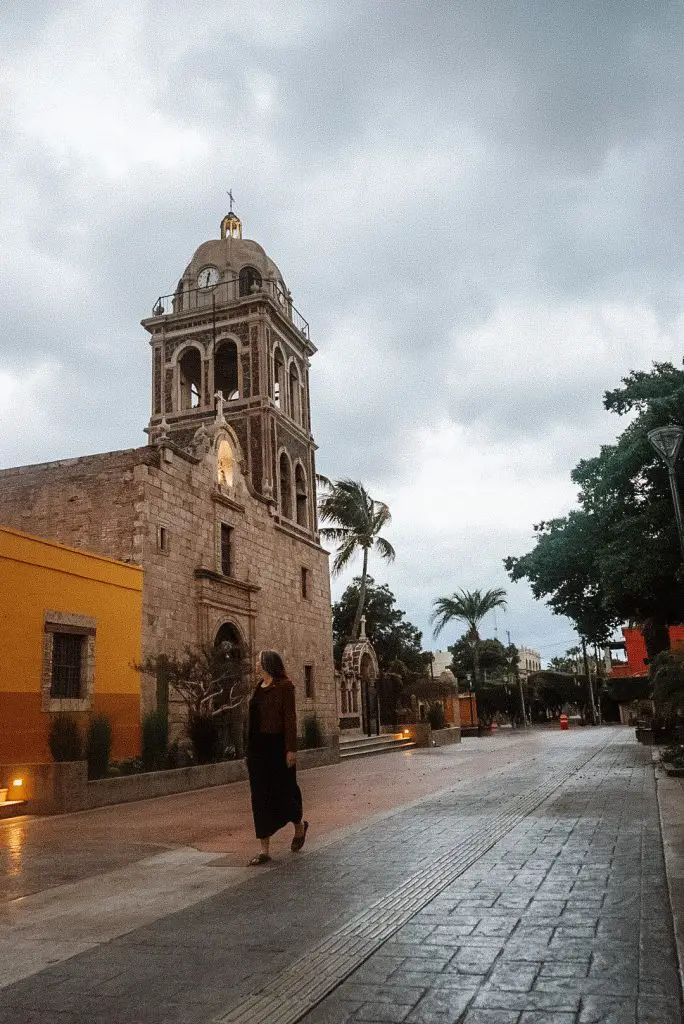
[0, 729, 680, 1023]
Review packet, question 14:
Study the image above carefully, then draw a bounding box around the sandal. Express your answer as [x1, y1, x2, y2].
[248, 853, 271, 866]
[291, 820, 309, 852]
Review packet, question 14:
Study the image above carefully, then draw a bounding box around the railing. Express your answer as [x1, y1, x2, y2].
[151, 276, 309, 339]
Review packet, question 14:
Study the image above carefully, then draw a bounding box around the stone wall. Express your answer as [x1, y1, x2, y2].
[0, 449, 154, 564]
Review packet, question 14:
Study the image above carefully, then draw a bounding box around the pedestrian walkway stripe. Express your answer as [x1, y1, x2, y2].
[212, 742, 608, 1024]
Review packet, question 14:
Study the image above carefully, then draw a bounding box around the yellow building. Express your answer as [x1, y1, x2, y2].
[0, 526, 143, 763]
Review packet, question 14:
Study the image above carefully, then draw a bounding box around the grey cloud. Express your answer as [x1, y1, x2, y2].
[2, 0, 682, 657]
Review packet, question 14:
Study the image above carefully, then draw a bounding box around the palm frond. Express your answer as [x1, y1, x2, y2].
[331, 537, 361, 576]
[374, 535, 396, 562]
[429, 588, 507, 638]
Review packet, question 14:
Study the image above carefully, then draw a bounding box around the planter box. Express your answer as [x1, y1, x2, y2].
[2, 738, 341, 815]
[0, 761, 87, 814]
[662, 762, 684, 778]
[432, 726, 461, 747]
[400, 724, 462, 748]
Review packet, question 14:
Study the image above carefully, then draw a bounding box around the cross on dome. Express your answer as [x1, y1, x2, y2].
[221, 190, 242, 239]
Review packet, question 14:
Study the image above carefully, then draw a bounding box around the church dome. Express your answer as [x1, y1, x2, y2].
[181, 215, 287, 295]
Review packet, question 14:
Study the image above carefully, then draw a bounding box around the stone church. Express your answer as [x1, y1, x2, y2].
[0, 209, 338, 741]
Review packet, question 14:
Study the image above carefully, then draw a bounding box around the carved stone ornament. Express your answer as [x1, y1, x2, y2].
[192, 422, 213, 457]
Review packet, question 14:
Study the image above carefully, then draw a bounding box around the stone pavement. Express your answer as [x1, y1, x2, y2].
[0, 728, 681, 1023]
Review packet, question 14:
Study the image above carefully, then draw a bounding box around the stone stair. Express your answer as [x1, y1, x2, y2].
[339, 732, 416, 760]
[0, 800, 27, 819]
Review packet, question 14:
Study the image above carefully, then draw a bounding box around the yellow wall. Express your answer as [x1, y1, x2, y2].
[0, 526, 143, 762]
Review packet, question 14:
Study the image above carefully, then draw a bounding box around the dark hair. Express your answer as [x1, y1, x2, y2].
[260, 650, 286, 679]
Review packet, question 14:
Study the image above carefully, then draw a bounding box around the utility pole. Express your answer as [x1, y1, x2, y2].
[581, 637, 598, 725]
[507, 630, 527, 727]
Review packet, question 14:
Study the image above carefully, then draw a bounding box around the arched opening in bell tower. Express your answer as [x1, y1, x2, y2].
[289, 361, 301, 423]
[295, 464, 308, 527]
[273, 348, 285, 408]
[179, 348, 202, 410]
[279, 451, 292, 519]
[239, 266, 262, 297]
[214, 342, 239, 400]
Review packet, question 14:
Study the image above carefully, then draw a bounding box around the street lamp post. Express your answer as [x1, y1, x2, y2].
[648, 425, 684, 560]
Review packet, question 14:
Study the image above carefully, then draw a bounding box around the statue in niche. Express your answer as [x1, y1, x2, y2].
[217, 438, 234, 487]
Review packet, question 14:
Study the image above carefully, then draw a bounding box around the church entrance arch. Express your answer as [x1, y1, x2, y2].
[213, 622, 248, 756]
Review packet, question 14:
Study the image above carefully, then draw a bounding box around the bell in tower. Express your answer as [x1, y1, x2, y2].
[142, 206, 319, 538]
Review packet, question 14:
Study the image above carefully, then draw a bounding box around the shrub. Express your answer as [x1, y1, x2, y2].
[48, 714, 83, 762]
[111, 757, 143, 776]
[187, 712, 220, 764]
[427, 702, 446, 730]
[301, 715, 324, 749]
[142, 709, 168, 771]
[663, 744, 684, 768]
[85, 715, 112, 779]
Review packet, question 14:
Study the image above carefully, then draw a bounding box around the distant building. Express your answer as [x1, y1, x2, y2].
[430, 650, 453, 676]
[518, 646, 541, 682]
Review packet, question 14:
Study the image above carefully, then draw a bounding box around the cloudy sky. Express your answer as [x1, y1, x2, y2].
[2, 1, 683, 661]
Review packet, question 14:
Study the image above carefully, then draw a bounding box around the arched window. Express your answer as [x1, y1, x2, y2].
[239, 266, 262, 297]
[179, 348, 202, 410]
[295, 464, 308, 527]
[279, 452, 292, 519]
[214, 342, 239, 400]
[273, 348, 285, 408]
[214, 622, 244, 703]
[289, 362, 300, 423]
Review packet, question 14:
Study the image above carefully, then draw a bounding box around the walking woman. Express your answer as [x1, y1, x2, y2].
[247, 650, 308, 865]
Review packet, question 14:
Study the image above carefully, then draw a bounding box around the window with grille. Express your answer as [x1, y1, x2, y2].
[304, 664, 314, 699]
[221, 523, 233, 576]
[50, 632, 85, 699]
[301, 567, 309, 599]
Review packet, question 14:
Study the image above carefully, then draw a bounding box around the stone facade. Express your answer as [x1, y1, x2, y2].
[0, 215, 338, 742]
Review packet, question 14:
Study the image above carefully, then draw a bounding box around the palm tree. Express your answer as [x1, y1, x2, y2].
[430, 588, 508, 689]
[318, 477, 396, 641]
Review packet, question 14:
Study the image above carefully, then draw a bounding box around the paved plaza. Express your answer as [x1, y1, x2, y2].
[0, 728, 682, 1023]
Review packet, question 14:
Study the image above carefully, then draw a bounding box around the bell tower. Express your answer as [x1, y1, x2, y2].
[142, 208, 319, 539]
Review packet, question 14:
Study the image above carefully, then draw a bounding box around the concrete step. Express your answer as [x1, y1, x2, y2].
[0, 800, 27, 819]
[339, 734, 416, 759]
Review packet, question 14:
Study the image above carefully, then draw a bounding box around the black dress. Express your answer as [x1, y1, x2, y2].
[247, 681, 303, 840]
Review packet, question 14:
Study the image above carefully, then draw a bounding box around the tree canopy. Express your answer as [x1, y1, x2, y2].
[430, 587, 508, 688]
[332, 577, 426, 672]
[448, 636, 511, 683]
[505, 363, 684, 644]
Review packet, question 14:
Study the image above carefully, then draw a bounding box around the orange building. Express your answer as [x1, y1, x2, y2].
[610, 625, 684, 679]
[0, 525, 143, 762]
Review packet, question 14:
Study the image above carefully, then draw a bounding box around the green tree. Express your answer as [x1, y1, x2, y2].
[430, 588, 508, 688]
[318, 478, 396, 641]
[505, 363, 684, 658]
[548, 648, 581, 674]
[448, 636, 508, 684]
[332, 577, 425, 672]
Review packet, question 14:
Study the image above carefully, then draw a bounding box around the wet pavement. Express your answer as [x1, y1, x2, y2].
[0, 728, 681, 1023]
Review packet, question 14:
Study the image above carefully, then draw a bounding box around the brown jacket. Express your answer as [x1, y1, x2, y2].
[250, 677, 298, 753]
